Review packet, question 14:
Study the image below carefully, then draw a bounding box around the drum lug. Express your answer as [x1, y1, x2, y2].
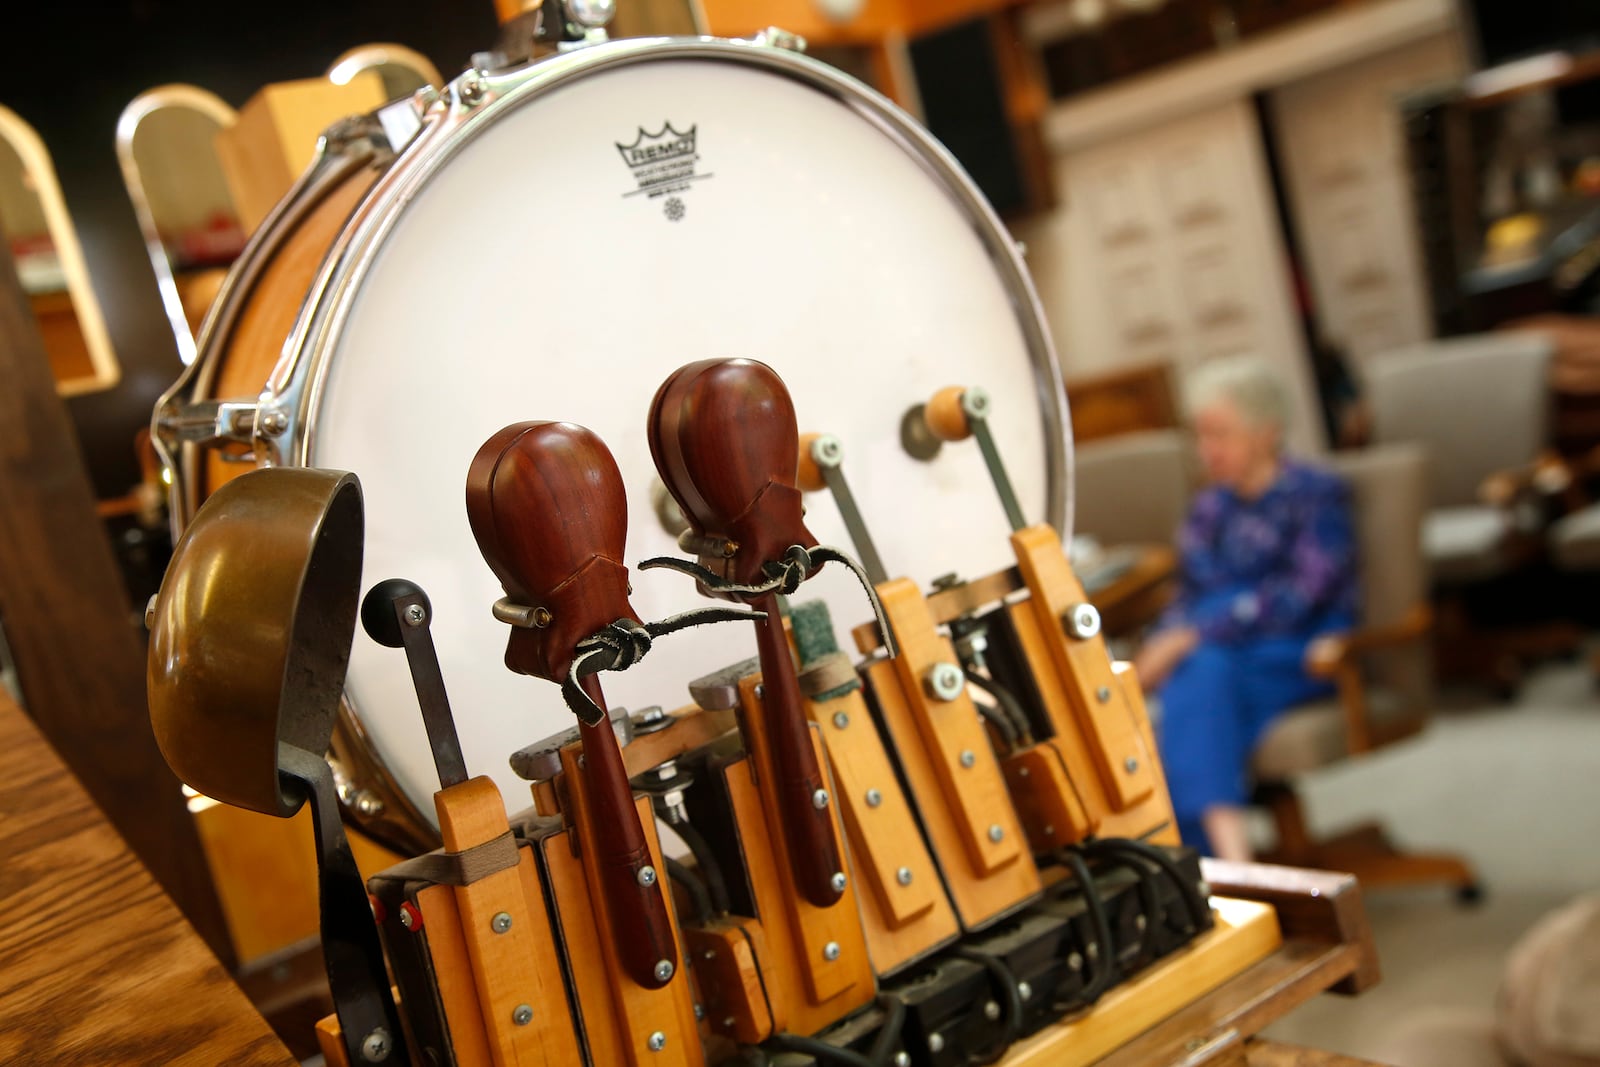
[751, 26, 809, 53]
[153, 398, 258, 449]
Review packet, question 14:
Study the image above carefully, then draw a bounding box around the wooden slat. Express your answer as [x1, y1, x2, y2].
[1246, 1039, 1392, 1067]
[1092, 940, 1367, 1067]
[1200, 860, 1380, 995]
[0, 231, 230, 958]
[0, 692, 291, 1064]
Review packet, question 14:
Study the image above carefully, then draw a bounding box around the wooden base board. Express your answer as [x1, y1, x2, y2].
[999, 897, 1283, 1067]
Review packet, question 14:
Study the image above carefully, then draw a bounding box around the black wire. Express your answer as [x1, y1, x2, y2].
[1082, 844, 1166, 940]
[664, 855, 714, 925]
[765, 1032, 877, 1067]
[951, 948, 1025, 1066]
[669, 815, 732, 916]
[1087, 838, 1212, 933]
[962, 669, 1030, 748]
[1053, 849, 1119, 1013]
[867, 993, 908, 1067]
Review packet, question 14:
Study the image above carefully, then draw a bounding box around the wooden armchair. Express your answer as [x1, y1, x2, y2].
[1251, 444, 1481, 900]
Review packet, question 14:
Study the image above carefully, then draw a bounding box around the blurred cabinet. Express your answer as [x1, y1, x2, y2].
[1042, 99, 1325, 451]
[1269, 32, 1465, 361]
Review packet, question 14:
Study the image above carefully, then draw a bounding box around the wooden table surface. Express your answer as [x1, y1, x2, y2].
[0, 691, 293, 1065]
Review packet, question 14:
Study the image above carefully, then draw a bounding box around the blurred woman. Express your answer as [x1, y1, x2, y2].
[1135, 357, 1358, 861]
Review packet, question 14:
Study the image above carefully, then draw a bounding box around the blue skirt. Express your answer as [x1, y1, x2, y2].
[1155, 634, 1336, 854]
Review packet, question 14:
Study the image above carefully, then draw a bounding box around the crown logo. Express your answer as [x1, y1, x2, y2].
[616, 123, 698, 168]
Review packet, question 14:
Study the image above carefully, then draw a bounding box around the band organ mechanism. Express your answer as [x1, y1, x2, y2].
[145, 352, 1250, 1067]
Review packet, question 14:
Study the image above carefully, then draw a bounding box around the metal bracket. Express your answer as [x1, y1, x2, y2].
[153, 398, 258, 450]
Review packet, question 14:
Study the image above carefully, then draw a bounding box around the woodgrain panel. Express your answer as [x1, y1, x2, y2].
[0, 228, 230, 957]
[0, 692, 290, 1065]
[805, 684, 958, 974]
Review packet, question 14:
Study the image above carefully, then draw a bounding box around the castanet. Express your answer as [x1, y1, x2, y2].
[648, 359, 847, 910]
[466, 421, 703, 1067]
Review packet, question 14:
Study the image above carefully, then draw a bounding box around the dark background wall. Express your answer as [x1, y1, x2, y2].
[1, 2, 498, 498]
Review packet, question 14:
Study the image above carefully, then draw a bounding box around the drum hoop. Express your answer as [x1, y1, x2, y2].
[154, 114, 396, 536]
[266, 35, 1075, 537]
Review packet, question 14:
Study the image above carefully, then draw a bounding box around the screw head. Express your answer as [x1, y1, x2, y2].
[813, 434, 844, 467]
[403, 603, 426, 627]
[1018, 981, 1033, 1001]
[259, 408, 289, 437]
[959, 749, 977, 769]
[1135, 914, 1148, 931]
[1124, 757, 1139, 774]
[531, 606, 553, 628]
[895, 1054, 911, 1067]
[896, 867, 913, 887]
[812, 789, 830, 810]
[924, 661, 965, 701]
[353, 790, 385, 817]
[361, 1028, 392, 1062]
[984, 1000, 1001, 1021]
[988, 824, 1004, 843]
[1096, 685, 1112, 703]
[512, 1004, 533, 1026]
[647, 1031, 667, 1052]
[398, 901, 422, 931]
[962, 386, 992, 420]
[654, 959, 675, 982]
[833, 711, 850, 730]
[1068, 951, 1083, 971]
[491, 911, 513, 934]
[865, 788, 883, 808]
[823, 941, 841, 961]
[694, 1003, 705, 1021]
[928, 1033, 947, 1054]
[1065, 602, 1102, 640]
[831, 871, 848, 893]
[637, 865, 658, 888]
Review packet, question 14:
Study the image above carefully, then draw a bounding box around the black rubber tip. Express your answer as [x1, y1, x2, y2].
[361, 578, 429, 648]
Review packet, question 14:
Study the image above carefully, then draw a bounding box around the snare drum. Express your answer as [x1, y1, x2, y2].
[155, 32, 1073, 852]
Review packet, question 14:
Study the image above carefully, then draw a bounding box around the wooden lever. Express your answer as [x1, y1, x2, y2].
[465, 421, 678, 991]
[649, 359, 845, 909]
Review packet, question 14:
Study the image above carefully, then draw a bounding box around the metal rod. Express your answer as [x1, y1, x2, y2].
[816, 445, 889, 587]
[392, 592, 470, 790]
[972, 416, 1028, 533]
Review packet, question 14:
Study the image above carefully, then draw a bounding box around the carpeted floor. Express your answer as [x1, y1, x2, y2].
[1260, 661, 1600, 1063]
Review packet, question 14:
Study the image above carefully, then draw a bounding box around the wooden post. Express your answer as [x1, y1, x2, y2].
[0, 227, 232, 964]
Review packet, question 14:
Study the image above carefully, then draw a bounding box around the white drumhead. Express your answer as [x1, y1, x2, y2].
[311, 47, 1065, 822]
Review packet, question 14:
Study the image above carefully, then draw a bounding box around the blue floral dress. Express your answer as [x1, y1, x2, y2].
[1154, 459, 1359, 853]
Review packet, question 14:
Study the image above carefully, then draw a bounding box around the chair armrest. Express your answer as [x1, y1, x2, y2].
[1304, 603, 1432, 678]
[1304, 604, 1432, 756]
[1480, 451, 1587, 514]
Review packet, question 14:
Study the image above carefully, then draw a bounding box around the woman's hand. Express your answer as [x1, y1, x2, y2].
[1134, 626, 1200, 691]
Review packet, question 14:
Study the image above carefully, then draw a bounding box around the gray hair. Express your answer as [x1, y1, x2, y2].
[1183, 355, 1291, 434]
